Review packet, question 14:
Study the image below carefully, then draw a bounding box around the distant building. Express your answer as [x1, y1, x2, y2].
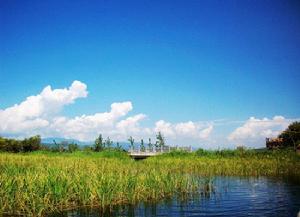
[266, 137, 284, 149]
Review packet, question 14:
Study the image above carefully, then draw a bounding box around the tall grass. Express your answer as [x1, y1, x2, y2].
[0, 149, 299, 216]
[152, 149, 300, 177]
[0, 150, 203, 216]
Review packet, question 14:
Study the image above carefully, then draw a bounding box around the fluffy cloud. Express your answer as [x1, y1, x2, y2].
[0, 81, 213, 145]
[116, 114, 147, 135]
[2, 81, 298, 148]
[49, 101, 135, 141]
[154, 120, 213, 140]
[154, 120, 175, 137]
[228, 116, 294, 147]
[0, 80, 87, 134]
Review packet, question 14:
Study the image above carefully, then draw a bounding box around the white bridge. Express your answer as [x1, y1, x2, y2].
[128, 146, 192, 159]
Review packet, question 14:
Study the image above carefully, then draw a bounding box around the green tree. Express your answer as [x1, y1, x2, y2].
[0, 135, 41, 153]
[22, 135, 41, 152]
[52, 140, 60, 152]
[128, 136, 135, 150]
[156, 132, 165, 148]
[0, 137, 6, 151]
[116, 142, 122, 151]
[278, 121, 300, 150]
[140, 139, 145, 152]
[105, 137, 113, 148]
[148, 138, 152, 151]
[68, 143, 79, 153]
[30, 135, 41, 151]
[94, 134, 104, 152]
[10, 139, 21, 152]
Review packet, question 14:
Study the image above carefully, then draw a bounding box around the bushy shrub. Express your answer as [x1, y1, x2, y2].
[0, 136, 41, 152]
[195, 148, 214, 156]
[279, 121, 300, 149]
[68, 143, 79, 153]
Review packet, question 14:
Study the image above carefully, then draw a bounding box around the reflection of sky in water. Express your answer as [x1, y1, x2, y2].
[52, 176, 300, 217]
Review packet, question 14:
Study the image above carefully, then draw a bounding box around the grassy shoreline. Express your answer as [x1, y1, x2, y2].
[0, 149, 299, 216]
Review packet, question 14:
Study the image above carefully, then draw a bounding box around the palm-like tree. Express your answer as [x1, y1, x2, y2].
[128, 136, 135, 151]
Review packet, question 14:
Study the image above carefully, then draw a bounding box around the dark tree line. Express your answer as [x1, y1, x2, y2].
[0, 135, 42, 152]
[278, 121, 300, 150]
[0, 132, 167, 153]
[0, 135, 80, 153]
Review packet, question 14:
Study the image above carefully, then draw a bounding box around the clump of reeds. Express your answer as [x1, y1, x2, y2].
[0, 149, 299, 216]
[0, 151, 205, 216]
[151, 148, 300, 177]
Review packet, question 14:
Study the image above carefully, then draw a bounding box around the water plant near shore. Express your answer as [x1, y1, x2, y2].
[152, 148, 300, 177]
[0, 151, 206, 216]
[0, 149, 299, 216]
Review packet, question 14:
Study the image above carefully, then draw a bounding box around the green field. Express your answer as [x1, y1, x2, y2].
[0, 149, 299, 216]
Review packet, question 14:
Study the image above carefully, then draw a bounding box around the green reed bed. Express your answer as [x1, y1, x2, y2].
[150, 149, 300, 177]
[0, 149, 299, 216]
[0, 151, 205, 216]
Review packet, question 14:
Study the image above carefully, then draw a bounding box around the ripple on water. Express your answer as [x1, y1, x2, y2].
[51, 176, 300, 217]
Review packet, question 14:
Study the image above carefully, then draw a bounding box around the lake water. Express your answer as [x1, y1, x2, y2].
[51, 176, 300, 217]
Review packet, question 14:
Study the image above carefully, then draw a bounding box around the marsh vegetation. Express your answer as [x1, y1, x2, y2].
[0, 148, 299, 216]
[0, 123, 299, 216]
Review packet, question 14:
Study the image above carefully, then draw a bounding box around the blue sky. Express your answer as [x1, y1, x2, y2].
[0, 0, 299, 148]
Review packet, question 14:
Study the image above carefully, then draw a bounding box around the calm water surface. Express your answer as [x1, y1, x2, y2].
[52, 176, 300, 217]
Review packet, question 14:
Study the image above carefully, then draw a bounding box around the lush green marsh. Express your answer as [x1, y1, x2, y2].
[0, 149, 299, 216]
[154, 148, 300, 177]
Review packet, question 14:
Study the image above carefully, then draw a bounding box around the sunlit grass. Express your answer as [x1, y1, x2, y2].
[152, 149, 300, 177]
[0, 150, 202, 216]
[0, 149, 299, 216]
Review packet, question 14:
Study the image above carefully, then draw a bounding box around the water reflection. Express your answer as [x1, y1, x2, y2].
[51, 176, 300, 217]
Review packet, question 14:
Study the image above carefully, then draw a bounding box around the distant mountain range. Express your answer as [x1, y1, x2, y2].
[41, 137, 131, 149]
[41, 137, 92, 146]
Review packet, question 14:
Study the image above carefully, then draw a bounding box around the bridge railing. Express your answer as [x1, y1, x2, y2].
[128, 146, 192, 154]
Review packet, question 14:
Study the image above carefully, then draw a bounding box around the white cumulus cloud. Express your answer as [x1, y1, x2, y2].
[227, 116, 295, 147]
[154, 120, 175, 137]
[48, 101, 135, 141]
[116, 114, 147, 135]
[0, 81, 213, 145]
[2, 81, 298, 148]
[154, 120, 213, 140]
[0, 80, 88, 135]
